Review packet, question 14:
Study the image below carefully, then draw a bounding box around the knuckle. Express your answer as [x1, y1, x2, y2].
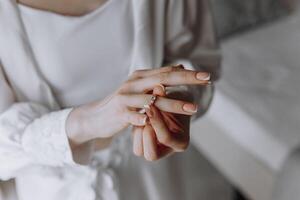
[181, 71, 190, 82]
[115, 94, 124, 103]
[116, 98, 128, 112]
[169, 126, 180, 133]
[145, 153, 158, 161]
[163, 66, 175, 72]
[137, 115, 146, 125]
[123, 111, 133, 123]
[130, 114, 140, 124]
[180, 142, 189, 151]
[176, 139, 190, 152]
[159, 134, 172, 144]
[123, 82, 131, 89]
[171, 65, 183, 71]
[133, 151, 139, 156]
[132, 69, 143, 76]
[163, 65, 182, 72]
[123, 113, 130, 123]
[133, 70, 141, 74]
[118, 83, 130, 93]
[157, 72, 168, 83]
[133, 146, 137, 155]
[133, 148, 142, 157]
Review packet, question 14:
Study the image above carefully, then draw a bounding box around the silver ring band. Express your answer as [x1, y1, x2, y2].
[143, 94, 157, 109]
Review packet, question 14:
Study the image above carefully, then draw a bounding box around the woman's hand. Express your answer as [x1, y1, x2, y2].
[132, 85, 191, 161]
[66, 65, 210, 148]
[133, 105, 190, 161]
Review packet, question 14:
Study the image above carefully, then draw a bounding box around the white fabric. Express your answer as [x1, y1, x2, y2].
[17, 0, 133, 107]
[0, 0, 222, 200]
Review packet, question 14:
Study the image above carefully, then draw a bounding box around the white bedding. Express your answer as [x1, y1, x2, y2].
[191, 9, 300, 200]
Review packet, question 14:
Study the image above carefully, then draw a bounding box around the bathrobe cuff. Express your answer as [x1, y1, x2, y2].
[21, 106, 76, 166]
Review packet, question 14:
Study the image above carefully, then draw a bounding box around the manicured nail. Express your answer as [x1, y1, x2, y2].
[196, 72, 210, 81]
[183, 104, 198, 113]
[157, 84, 165, 92]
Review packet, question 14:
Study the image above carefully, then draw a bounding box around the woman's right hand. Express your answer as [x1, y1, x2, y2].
[66, 65, 210, 146]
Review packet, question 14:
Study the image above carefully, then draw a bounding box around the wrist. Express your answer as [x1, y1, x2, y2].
[66, 106, 94, 146]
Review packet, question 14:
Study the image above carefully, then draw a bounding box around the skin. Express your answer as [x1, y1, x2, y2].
[17, 0, 108, 16]
[17, 0, 212, 162]
[67, 66, 211, 161]
[133, 85, 192, 161]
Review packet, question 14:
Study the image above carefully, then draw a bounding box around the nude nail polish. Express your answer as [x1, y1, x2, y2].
[157, 84, 165, 92]
[196, 72, 210, 81]
[183, 104, 198, 113]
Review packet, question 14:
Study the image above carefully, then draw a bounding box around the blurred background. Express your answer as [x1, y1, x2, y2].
[1, 0, 299, 200]
[190, 0, 300, 200]
[212, 0, 294, 38]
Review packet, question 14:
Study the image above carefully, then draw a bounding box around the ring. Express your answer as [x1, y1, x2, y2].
[143, 94, 157, 109]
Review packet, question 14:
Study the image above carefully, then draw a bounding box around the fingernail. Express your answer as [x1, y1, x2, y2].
[183, 104, 198, 113]
[157, 84, 165, 92]
[196, 72, 210, 81]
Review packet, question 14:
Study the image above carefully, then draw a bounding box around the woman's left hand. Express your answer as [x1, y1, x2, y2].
[132, 85, 191, 161]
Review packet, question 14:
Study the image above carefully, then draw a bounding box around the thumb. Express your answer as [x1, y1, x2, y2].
[153, 84, 166, 97]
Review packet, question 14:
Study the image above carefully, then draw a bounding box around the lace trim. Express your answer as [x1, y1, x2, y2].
[22, 108, 75, 166]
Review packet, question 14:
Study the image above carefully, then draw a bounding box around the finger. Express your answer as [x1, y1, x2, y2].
[158, 144, 174, 158]
[152, 85, 186, 152]
[146, 105, 189, 152]
[160, 111, 185, 134]
[124, 70, 210, 93]
[153, 84, 185, 136]
[129, 65, 184, 80]
[152, 84, 166, 97]
[132, 126, 144, 156]
[143, 83, 166, 95]
[143, 125, 159, 161]
[120, 94, 198, 115]
[124, 111, 148, 126]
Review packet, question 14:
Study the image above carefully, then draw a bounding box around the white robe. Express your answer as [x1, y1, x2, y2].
[0, 0, 222, 199]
